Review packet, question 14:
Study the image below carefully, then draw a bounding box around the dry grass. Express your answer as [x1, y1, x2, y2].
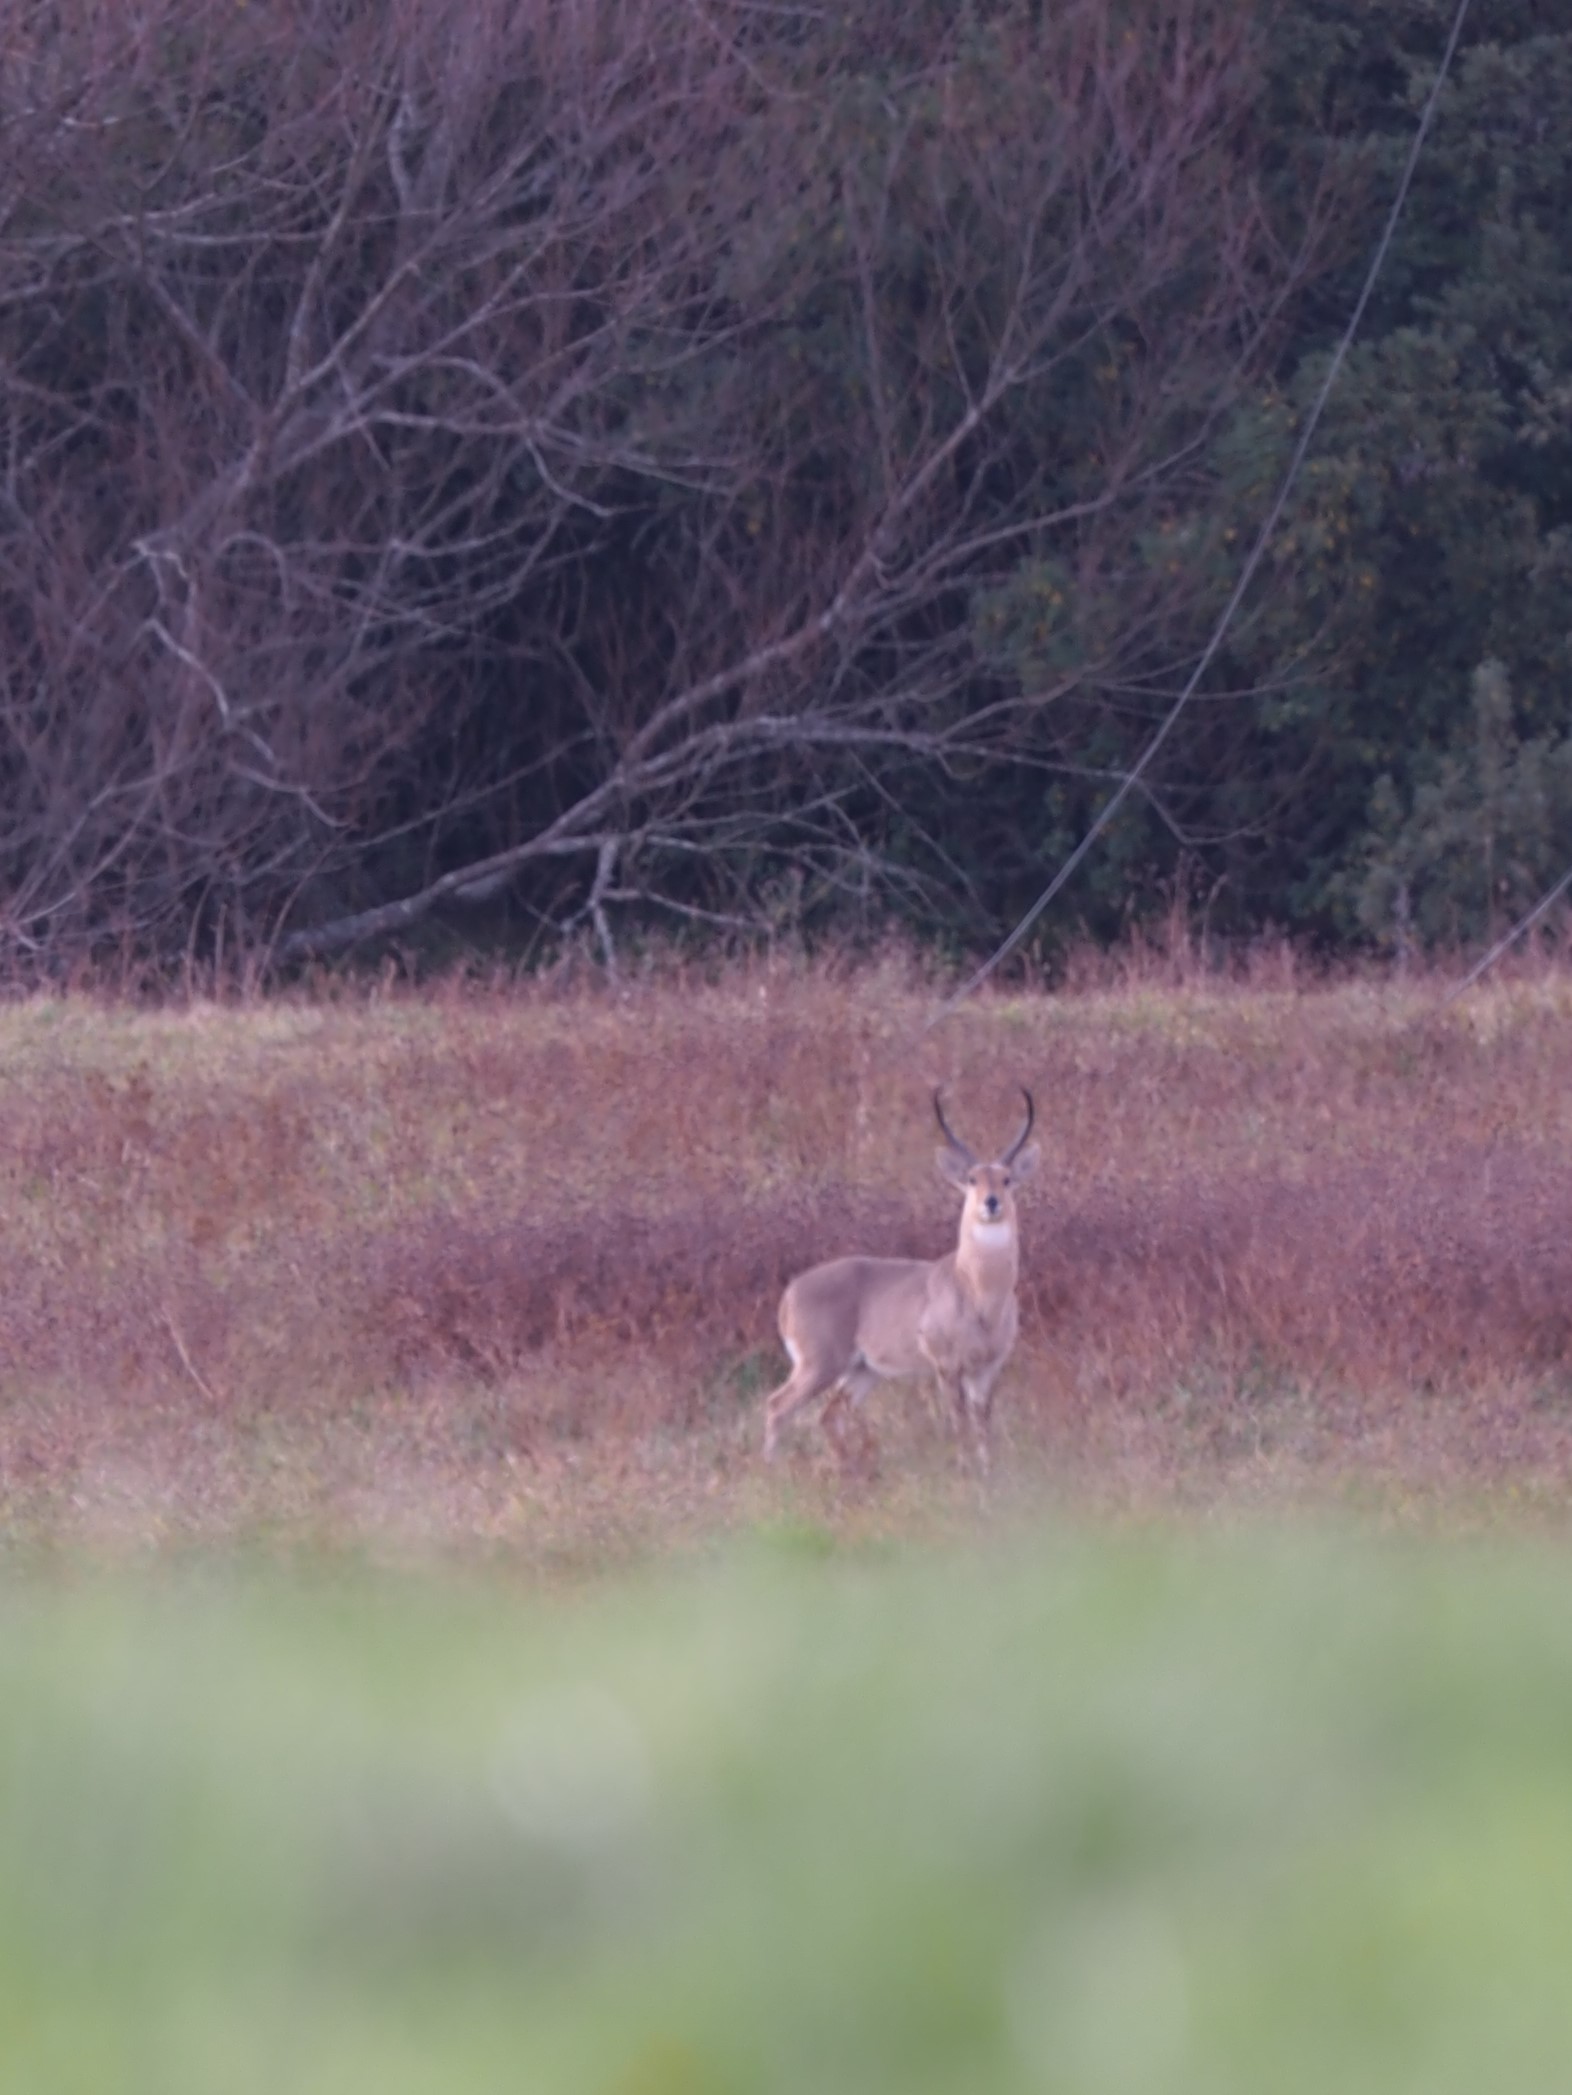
[6, 948, 1572, 1559]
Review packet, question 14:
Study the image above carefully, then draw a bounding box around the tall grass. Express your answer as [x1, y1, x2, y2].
[4, 950, 1572, 1554]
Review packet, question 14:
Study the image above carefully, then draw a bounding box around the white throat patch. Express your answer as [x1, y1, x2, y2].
[967, 1219, 1015, 1249]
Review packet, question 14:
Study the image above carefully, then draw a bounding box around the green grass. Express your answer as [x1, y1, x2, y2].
[5, 1523, 1572, 2092]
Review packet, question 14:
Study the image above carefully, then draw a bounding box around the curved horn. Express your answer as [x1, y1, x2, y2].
[933, 1088, 977, 1166]
[1001, 1087, 1036, 1165]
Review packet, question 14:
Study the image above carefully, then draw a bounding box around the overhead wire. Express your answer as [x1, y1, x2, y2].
[1435, 860, 1572, 1012]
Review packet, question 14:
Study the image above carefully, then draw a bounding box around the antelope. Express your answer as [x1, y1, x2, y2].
[761, 1090, 1038, 1478]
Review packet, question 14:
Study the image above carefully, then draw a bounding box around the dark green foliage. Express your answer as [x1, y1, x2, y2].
[1348, 661, 1572, 949]
[946, 0, 1572, 950]
[1209, 0, 1572, 942]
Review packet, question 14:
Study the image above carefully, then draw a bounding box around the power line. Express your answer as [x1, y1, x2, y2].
[933, 0, 1475, 1024]
[1436, 859, 1572, 1012]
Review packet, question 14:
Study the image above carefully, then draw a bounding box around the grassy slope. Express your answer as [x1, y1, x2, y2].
[4, 1525, 1572, 2093]
[6, 954, 1572, 1553]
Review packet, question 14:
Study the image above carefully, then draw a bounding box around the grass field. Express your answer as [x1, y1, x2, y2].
[5, 1525, 1572, 2093]
[6, 955, 1572, 2087]
[4, 949, 1572, 1554]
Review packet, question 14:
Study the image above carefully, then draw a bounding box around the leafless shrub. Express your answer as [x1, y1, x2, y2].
[0, 0, 1326, 976]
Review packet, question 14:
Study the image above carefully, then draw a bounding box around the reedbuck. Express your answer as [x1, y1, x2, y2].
[762, 1091, 1039, 1477]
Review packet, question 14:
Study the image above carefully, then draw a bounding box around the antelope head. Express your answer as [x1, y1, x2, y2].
[934, 1087, 1039, 1238]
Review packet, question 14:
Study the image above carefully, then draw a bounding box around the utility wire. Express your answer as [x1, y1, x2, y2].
[1435, 858, 1572, 1012]
[932, 0, 1474, 1024]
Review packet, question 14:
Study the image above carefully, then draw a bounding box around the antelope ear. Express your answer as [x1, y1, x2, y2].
[1009, 1142, 1041, 1182]
[935, 1146, 972, 1188]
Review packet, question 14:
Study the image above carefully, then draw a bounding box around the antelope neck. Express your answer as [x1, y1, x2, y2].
[957, 1218, 1018, 1288]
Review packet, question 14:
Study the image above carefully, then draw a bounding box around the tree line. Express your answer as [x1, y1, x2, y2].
[2, 0, 1569, 977]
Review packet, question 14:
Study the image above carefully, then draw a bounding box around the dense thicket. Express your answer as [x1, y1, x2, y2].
[1, 0, 1568, 975]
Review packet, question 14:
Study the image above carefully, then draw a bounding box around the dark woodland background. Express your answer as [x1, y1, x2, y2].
[4, 0, 1570, 977]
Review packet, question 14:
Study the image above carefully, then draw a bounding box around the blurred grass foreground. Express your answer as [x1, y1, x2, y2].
[4, 1525, 1572, 2094]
